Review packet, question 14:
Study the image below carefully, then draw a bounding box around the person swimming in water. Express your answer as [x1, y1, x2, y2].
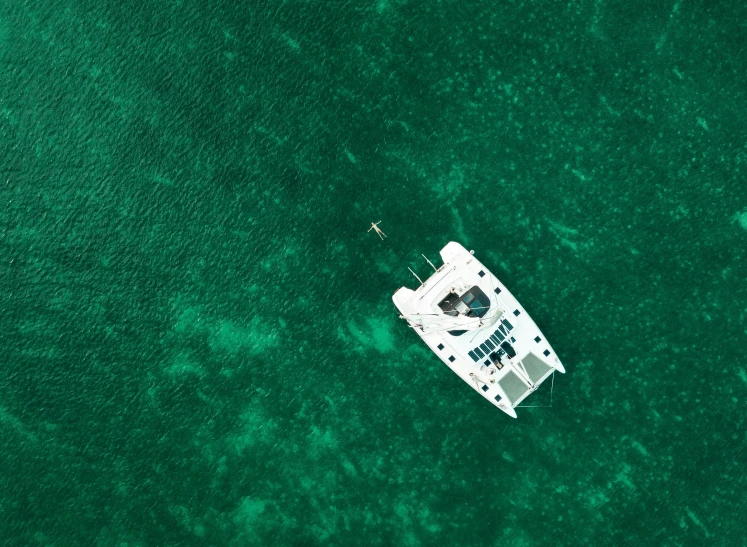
[368, 221, 387, 240]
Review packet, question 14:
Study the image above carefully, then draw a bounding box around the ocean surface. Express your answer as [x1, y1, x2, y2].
[1, 0, 746, 545]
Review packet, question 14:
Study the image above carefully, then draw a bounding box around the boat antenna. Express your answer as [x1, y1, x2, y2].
[422, 254, 437, 272]
[407, 267, 424, 286]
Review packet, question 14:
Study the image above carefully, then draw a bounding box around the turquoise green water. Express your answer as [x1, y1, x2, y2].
[2, 1, 746, 545]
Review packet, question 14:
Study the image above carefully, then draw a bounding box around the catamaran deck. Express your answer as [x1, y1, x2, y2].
[393, 242, 564, 417]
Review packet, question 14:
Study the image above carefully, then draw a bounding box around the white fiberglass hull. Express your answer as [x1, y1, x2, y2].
[393, 242, 565, 418]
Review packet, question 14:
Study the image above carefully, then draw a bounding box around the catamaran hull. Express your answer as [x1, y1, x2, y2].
[393, 242, 565, 417]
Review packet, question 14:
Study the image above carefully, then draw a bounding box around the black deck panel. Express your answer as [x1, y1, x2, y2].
[479, 343, 489, 355]
[474, 347, 485, 359]
[468, 351, 479, 362]
[502, 319, 513, 331]
[494, 329, 505, 342]
[500, 341, 517, 358]
[484, 339, 495, 351]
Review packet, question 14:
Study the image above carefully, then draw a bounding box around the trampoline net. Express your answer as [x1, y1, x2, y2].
[498, 370, 530, 404]
[522, 352, 554, 384]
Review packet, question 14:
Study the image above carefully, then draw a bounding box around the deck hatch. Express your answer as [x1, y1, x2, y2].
[500, 341, 517, 358]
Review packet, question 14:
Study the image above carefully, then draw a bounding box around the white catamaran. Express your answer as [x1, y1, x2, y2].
[392, 242, 565, 417]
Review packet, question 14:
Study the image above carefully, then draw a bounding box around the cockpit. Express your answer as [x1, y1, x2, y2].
[437, 286, 491, 336]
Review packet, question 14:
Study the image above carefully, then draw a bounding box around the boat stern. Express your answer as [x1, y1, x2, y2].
[392, 286, 416, 314]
